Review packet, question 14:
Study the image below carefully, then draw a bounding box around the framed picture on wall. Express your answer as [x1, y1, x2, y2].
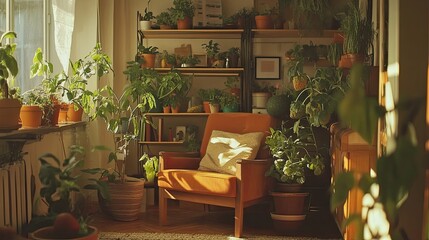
[175, 126, 186, 142]
[255, 57, 281, 80]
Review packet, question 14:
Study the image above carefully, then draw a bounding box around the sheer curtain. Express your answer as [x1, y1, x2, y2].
[14, 0, 44, 92]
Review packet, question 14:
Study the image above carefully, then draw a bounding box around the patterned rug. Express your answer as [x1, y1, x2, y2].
[99, 232, 342, 240]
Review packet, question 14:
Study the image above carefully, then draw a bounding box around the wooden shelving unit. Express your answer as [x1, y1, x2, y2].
[252, 29, 340, 38]
[139, 29, 244, 39]
[153, 68, 243, 77]
[144, 113, 209, 117]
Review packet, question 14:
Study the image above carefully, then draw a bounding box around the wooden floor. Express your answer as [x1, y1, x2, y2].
[91, 200, 343, 239]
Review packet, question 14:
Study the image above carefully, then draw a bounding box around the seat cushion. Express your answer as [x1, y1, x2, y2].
[198, 130, 264, 175]
[158, 169, 237, 197]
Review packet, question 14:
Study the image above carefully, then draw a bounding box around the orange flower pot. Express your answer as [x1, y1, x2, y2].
[67, 104, 83, 122]
[20, 105, 43, 128]
[177, 16, 192, 29]
[0, 98, 22, 130]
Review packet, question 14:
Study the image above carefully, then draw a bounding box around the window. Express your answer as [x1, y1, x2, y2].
[0, 0, 46, 93]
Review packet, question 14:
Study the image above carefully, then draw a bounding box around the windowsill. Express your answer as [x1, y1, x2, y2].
[0, 121, 86, 141]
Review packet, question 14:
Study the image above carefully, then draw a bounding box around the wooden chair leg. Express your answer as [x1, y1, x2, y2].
[234, 204, 244, 238]
[159, 188, 167, 225]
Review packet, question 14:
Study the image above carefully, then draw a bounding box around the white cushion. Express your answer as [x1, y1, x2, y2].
[198, 130, 264, 175]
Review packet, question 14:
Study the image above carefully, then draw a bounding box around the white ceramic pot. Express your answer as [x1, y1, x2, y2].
[252, 92, 271, 108]
[140, 21, 151, 30]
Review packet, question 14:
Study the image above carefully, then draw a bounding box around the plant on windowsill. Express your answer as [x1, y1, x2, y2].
[62, 43, 114, 122]
[170, 0, 195, 29]
[19, 87, 47, 128]
[0, 31, 20, 131]
[30, 48, 65, 126]
[83, 60, 157, 222]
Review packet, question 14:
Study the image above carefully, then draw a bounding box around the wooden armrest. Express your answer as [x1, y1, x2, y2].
[159, 151, 201, 170]
[236, 158, 274, 201]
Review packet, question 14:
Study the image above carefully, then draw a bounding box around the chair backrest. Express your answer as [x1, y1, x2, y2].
[200, 113, 276, 158]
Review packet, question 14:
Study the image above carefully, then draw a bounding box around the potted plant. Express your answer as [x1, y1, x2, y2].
[252, 82, 275, 109]
[84, 60, 158, 222]
[255, 7, 276, 29]
[27, 145, 106, 239]
[224, 76, 240, 96]
[178, 55, 200, 68]
[197, 89, 211, 113]
[156, 10, 176, 29]
[207, 88, 222, 113]
[160, 50, 177, 68]
[227, 47, 240, 68]
[0, 31, 20, 131]
[140, 153, 159, 183]
[157, 69, 192, 113]
[30, 48, 64, 126]
[232, 7, 256, 29]
[219, 92, 239, 112]
[290, 0, 331, 30]
[62, 44, 114, 122]
[138, 45, 159, 68]
[201, 40, 220, 67]
[20, 87, 46, 128]
[265, 121, 325, 232]
[290, 67, 347, 127]
[339, 1, 374, 68]
[140, 0, 154, 30]
[170, 0, 195, 29]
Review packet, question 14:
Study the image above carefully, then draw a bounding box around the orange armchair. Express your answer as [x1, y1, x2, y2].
[157, 113, 276, 237]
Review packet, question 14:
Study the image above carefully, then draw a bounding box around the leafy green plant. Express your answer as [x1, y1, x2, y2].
[327, 43, 342, 67]
[161, 50, 177, 66]
[227, 47, 240, 57]
[170, 0, 195, 20]
[88, 61, 157, 183]
[157, 69, 192, 108]
[340, 1, 374, 56]
[290, 67, 347, 127]
[265, 121, 325, 184]
[178, 55, 200, 67]
[0, 31, 19, 100]
[62, 43, 113, 113]
[224, 76, 239, 89]
[139, 153, 159, 183]
[291, 0, 331, 29]
[138, 45, 159, 54]
[28, 145, 107, 236]
[219, 92, 239, 109]
[156, 11, 176, 27]
[140, 0, 154, 21]
[201, 40, 220, 58]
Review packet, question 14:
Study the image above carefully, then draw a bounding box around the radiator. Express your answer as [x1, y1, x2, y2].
[0, 160, 32, 233]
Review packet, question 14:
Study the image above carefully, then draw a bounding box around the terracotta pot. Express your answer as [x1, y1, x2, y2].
[177, 16, 192, 29]
[160, 24, 173, 30]
[140, 54, 156, 68]
[270, 192, 310, 215]
[99, 178, 145, 221]
[161, 59, 172, 68]
[275, 182, 303, 193]
[58, 104, 69, 123]
[255, 15, 273, 29]
[29, 226, 98, 240]
[209, 103, 220, 113]
[42, 103, 61, 126]
[163, 105, 171, 113]
[20, 105, 43, 128]
[339, 54, 365, 69]
[171, 105, 180, 113]
[67, 104, 83, 122]
[0, 98, 22, 131]
[202, 101, 211, 113]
